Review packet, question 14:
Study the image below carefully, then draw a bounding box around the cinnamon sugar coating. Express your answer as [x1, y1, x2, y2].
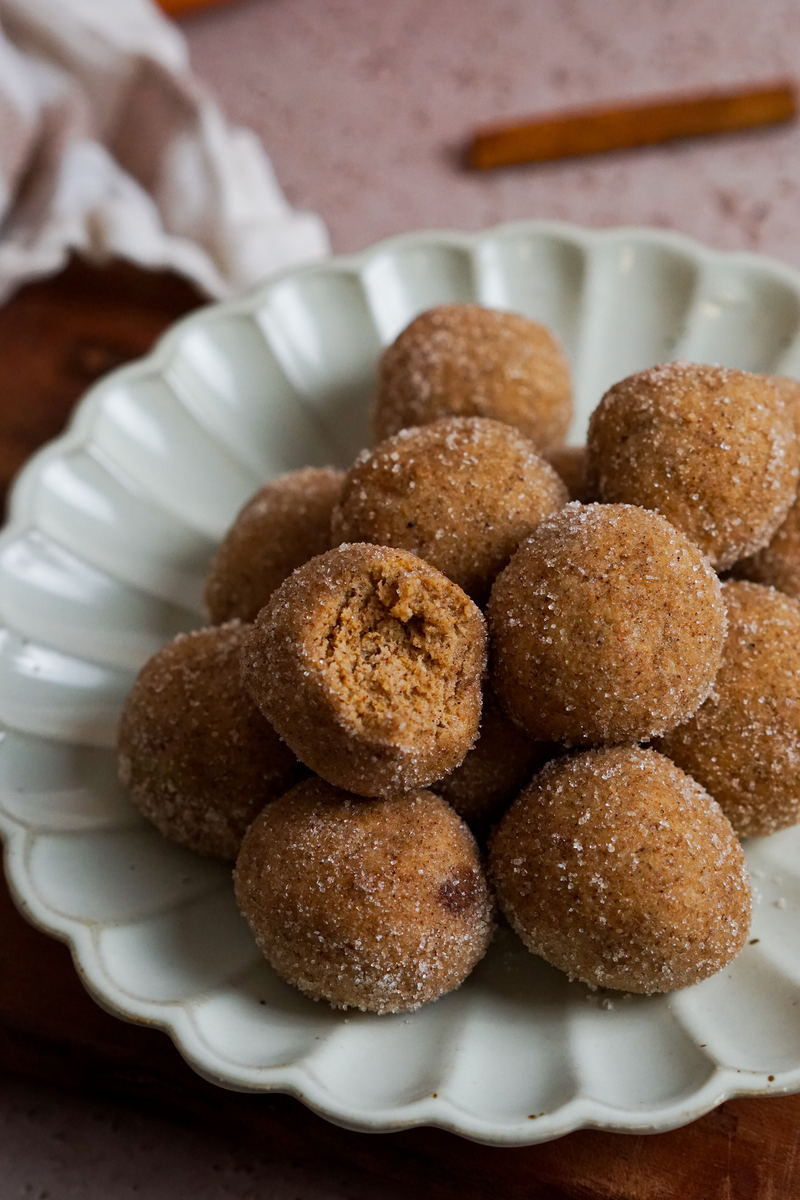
[241, 544, 487, 799]
[487, 503, 726, 745]
[490, 747, 751, 993]
[204, 467, 344, 624]
[432, 689, 554, 835]
[373, 304, 572, 453]
[657, 581, 800, 838]
[234, 778, 494, 1013]
[332, 417, 568, 603]
[118, 623, 304, 859]
[587, 363, 798, 570]
[733, 376, 800, 598]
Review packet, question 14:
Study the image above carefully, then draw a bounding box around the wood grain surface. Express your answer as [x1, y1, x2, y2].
[0, 258, 798, 1199]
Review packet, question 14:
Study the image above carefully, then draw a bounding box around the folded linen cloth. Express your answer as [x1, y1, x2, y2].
[0, 0, 329, 303]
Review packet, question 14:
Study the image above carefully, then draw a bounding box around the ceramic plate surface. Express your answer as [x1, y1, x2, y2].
[2, 221, 800, 1146]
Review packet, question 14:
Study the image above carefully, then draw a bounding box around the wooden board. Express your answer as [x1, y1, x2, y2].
[0, 258, 798, 1198]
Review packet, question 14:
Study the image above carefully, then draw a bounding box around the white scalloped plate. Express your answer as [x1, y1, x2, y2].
[2, 221, 800, 1146]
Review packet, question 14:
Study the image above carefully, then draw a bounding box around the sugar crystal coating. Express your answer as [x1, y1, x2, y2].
[117, 622, 304, 859]
[241, 543, 487, 799]
[373, 303, 572, 452]
[733, 376, 800, 598]
[431, 688, 554, 836]
[234, 777, 494, 1013]
[657, 580, 800, 837]
[490, 746, 752, 993]
[204, 467, 344, 624]
[332, 417, 568, 602]
[586, 362, 798, 570]
[487, 503, 726, 745]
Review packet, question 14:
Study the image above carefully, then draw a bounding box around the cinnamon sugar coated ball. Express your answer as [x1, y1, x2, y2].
[490, 747, 752, 993]
[118, 623, 304, 859]
[373, 304, 572, 452]
[204, 467, 344, 624]
[432, 690, 553, 834]
[733, 376, 800, 599]
[587, 363, 798, 570]
[332, 417, 568, 602]
[658, 581, 800, 837]
[241, 544, 487, 798]
[734, 498, 800, 600]
[487, 503, 726, 745]
[234, 777, 493, 1013]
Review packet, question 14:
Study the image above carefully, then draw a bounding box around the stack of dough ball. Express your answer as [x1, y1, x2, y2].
[734, 375, 800, 599]
[431, 690, 553, 835]
[241, 543, 487, 799]
[490, 747, 752, 994]
[118, 623, 304, 859]
[235, 777, 493, 1013]
[487, 502, 726, 745]
[332, 417, 568, 603]
[587, 363, 798, 570]
[204, 466, 343, 624]
[658, 581, 800, 837]
[373, 304, 572, 453]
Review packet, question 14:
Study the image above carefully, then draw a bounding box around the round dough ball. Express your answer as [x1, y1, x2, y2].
[373, 304, 572, 453]
[432, 690, 553, 835]
[490, 746, 751, 994]
[332, 417, 568, 603]
[118, 623, 304, 859]
[234, 777, 494, 1013]
[657, 580, 800, 837]
[586, 363, 798, 570]
[487, 503, 726, 745]
[241, 543, 487, 799]
[733, 376, 800, 598]
[733, 496, 800, 600]
[204, 467, 344, 624]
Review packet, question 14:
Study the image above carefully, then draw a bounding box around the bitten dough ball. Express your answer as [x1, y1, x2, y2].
[658, 581, 800, 838]
[431, 690, 554, 835]
[373, 304, 572, 453]
[234, 777, 494, 1013]
[241, 544, 487, 799]
[587, 363, 798, 570]
[490, 747, 752, 993]
[487, 503, 726, 745]
[332, 417, 568, 603]
[204, 467, 344, 624]
[118, 623, 304, 859]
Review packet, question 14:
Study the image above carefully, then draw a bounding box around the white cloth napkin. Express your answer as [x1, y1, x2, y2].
[0, 0, 329, 303]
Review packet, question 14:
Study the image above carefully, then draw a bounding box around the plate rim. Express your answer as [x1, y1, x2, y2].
[2, 217, 800, 1145]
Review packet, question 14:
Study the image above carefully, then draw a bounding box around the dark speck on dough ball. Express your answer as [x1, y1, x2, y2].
[234, 777, 494, 1013]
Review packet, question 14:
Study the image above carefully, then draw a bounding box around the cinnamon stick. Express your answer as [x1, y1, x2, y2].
[469, 81, 796, 170]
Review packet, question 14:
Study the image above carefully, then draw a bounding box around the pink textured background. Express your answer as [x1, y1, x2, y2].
[186, 0, 800, 264]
